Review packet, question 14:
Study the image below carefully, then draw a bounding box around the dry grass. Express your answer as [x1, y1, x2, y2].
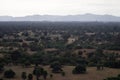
[44, 48, 58, 52]
[0, 66, 120, 80]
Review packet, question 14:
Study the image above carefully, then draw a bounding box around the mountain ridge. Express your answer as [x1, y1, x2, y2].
[0, 14, 120, 22]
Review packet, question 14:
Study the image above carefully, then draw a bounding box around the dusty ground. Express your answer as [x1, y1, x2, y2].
[0, 66, 120, 80]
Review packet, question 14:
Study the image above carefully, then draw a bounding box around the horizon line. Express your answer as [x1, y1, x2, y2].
[0, 13, 120, 17]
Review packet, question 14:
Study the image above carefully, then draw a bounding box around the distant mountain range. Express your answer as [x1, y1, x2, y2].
[0, 14, 120, 22]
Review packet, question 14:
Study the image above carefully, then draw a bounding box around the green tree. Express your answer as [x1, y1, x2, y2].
[72, 64, 86, 74]
[61, 71, 65, 76]
[43, 70, 48, 80]
[24, 60, 31, 67]
[50, 74, 53, 78]
[33, 67, 44, 80]
[0, 63, 4, 73]
[4, 69, 16, 78]
[28, 73, 33, 80]
[50, 61, 62, 73]
[21, 72, 27, 80]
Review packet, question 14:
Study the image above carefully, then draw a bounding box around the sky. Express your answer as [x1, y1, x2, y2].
[0, 0, 120, 17]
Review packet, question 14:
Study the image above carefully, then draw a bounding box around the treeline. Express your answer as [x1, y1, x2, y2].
[0, 48, 120, 68]
[0, 22, 120, 33]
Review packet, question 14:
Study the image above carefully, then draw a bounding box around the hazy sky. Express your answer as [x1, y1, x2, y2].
[0, 0, 120, 17]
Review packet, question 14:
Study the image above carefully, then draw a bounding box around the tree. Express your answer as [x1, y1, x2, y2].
[10, 50, 22, 64]
[96, 62, 104, 70]
[0, 78, 3, 80]
[78, 51, 83, 56]
[4, 69, 16, 78]
[28, 73, 33, 80]
[61, 71, 65, 76]
[0, 63, 4, 73]
[50, 61, 62, 73]
[96, 63, 101, 70]
[33, 67, 44, 80]
[72, 64, 86, 74]
[105, 60, 120, 68]
[95, 48, 104, 58]
[21, 72, 27, 80]
[43, 70, 48, 80]
[50, 74, 53, 78]
[24, 60, 31, 67]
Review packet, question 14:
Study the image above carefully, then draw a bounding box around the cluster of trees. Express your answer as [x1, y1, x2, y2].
[0, 47, 120, 69]
[33, 65, 48, 80]
[21, 72, 33, 80]
[87, 48, 120, 68]
[0, 22, 120, 50]
[0, 64, 64, 80]
[1, 69, 33, 80]
[0, 22, 120, 79]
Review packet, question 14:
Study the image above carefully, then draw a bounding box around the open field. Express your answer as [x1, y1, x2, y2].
[0, 66, 120, 80]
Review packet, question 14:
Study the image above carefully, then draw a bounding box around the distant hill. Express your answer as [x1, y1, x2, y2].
[0, 14, 120, 22]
